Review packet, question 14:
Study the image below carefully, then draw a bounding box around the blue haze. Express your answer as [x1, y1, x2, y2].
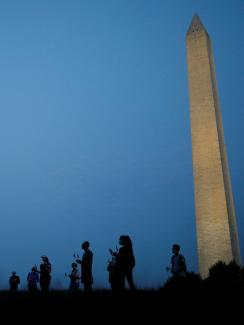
[0, 0, 243, 289]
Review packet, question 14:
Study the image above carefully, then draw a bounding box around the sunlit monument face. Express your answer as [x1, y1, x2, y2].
[186, 15, 241, 278]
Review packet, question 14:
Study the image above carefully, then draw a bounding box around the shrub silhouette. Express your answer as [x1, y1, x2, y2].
[163, 271, 202, 291]
[162, 262, 244, 291]
[204, 260, 243, 290]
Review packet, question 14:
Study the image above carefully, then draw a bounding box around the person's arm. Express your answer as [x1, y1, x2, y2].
[76, 271, 81, 280]
[180, 255, 187, 272]
[76, 258, 82, 265]
[47, 263, 52, 273]
[109, 249, 118, 257]
[170, 256, 174, 274]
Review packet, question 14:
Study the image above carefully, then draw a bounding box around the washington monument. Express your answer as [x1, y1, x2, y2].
[186, 15, 241, 278]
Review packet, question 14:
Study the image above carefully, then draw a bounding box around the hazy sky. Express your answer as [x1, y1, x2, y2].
[0, 0, 243, 289]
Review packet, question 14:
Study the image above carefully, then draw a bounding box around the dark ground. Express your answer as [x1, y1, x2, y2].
[0, 288, 242, 322]
[2, 262, 243, 321]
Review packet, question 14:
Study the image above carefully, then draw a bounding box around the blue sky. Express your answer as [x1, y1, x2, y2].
[0, 0, 243, 289]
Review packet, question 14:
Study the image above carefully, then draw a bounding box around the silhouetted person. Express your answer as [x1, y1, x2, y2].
[9, 271, 20, 291]
[167, 244, 187, 278]
[107, 255, 125, 291]
[68, 262, 80, 292]
[27, 266, 39, 292]
[39, 255, 52, 292]
[76, 241, 93, 292]
[110, 235, 136, 290]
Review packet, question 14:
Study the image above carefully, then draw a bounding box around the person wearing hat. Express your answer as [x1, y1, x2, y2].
[39, 255, 52, 292]
[9, 271, 20, 291]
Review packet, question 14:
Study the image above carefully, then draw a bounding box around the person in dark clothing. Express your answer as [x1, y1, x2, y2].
[68, 262, 80, 292]
[76, 241, 93, 292]
[27, 266, 39, 292]
[107, 255, 125, 291]
[109, 235, 136, 290]
[9, 271, 20, 291]
[39, 255, 52, 292]
[167, 244, 187, 278]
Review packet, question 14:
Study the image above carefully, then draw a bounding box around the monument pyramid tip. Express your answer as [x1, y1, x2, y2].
[187, 14, 207, 36]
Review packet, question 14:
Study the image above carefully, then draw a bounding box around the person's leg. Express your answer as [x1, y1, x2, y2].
[46, 278, 51, 291]
[125, 269, 135, 290]
[40, 278, 44, 291]
[84, 272, 93, 292]
[41, 278, 50, 292]
[113, 273, 125, 292]
[83, 280, 92, 292]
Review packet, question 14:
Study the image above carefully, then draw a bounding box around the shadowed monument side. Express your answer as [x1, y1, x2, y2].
[186, 14, 241, 278]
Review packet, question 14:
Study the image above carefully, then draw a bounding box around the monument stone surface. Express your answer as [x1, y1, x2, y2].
[186, 15, 241, 278]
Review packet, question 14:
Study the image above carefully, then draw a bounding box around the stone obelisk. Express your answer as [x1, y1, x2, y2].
[186, 14, 241, 278]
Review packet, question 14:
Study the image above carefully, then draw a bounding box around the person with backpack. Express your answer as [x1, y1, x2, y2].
[39, 255, 52, 292]
[27, 266, 39, 292]
[109, 235, 136, 290]
[168, 244, 187, 278]
[9, 271, 20, 291]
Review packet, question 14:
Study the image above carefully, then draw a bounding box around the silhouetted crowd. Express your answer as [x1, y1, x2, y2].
[7, 236, 187, 292]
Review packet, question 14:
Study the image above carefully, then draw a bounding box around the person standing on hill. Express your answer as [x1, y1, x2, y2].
[168, 244, 187, 278]
[107, 254, 124, 291]
[39, 255, 52, 292]
[76, 241, 93, 292]
[9, 271, 20, 291]
[27, 266, 39, 292]
[110, 235, 136, 290]
[68, 262, 80, 292]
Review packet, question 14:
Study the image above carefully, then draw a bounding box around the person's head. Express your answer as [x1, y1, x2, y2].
[72, 262, 77, 269]
[41, 255, 49, 263]
[32, 266, 37, 272]
[81, 241, 90, 250]
[119, 235, 132, 248]
[172, 244, 180, 255]
[12, 271, 16, 276]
